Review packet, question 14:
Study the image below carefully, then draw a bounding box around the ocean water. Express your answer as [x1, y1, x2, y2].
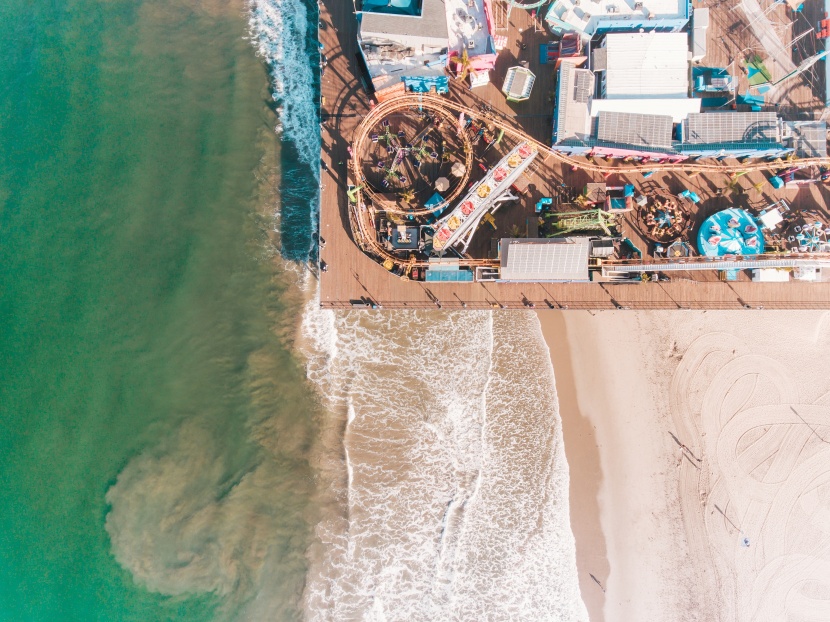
[1, 0, 585, 619]
[249, 0, 320, 260]
[0, 0, 320, 620]
[300, 305, 587, 621]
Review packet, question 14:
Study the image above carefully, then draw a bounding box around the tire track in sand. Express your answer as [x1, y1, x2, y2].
[670, 336, 830, 622]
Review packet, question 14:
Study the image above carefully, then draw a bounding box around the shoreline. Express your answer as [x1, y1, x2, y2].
[538, 311, 702, 621]
[537, 310, 830, 621]
[538, 311, 608, 622]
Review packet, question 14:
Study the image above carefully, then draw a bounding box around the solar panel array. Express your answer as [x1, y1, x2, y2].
[596, 111, 673, 148]
[684, 112, 779, 145]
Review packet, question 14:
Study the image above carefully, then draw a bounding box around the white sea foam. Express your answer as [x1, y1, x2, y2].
[248, 0, 320, 169]
[300, 303, 588, 621]
[248, 1, 586, 616]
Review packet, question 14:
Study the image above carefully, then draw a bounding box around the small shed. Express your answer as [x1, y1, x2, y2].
[758, 207, 783, 230]
[590, 239, 616, 258]
[752, 268, 790, 282]
[502, 66, 536, 102]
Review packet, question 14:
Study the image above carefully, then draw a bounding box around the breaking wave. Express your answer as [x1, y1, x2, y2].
[248, 0, 320, 169]
[249, 0, 320, 261]
[300, 302, 588, 621]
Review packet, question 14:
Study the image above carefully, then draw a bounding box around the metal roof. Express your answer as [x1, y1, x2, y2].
[503, 66, 536, 100]
[360, 0, 449, 40]
[683, 112, 779, 144]
[590, 97, 701, 123]
[601, 33, 689, 99]
[603, 257, 830, 274]
[692, 7, 709, 61]
[596, 111, 674, 148]
[554, 62, 594, 143]
[787, 121, 827, 158]
[500, 238, 590, 282]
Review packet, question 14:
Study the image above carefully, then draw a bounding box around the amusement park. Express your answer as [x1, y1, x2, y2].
[348, 92, 830, 285]
[317, 0, 830, 307]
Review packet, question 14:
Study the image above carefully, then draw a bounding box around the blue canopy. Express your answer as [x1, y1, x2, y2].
[698, 208, 765, 257]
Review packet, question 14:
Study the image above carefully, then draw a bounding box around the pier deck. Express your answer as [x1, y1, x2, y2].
[317, 0, 830, 309]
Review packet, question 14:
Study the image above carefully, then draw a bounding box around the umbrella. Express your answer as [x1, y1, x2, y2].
[451, 162, 466, 177]
[435, 177, 450, 192]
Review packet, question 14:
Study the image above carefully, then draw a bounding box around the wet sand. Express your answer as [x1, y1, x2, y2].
[538, 312, 608, 622]
[301, 310, 587, 620]
[539, 310, 714, 621]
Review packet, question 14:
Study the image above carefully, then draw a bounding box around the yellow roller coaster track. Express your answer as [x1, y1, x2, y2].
[347, 93, 830, 272]
[351, 97, 475, 218]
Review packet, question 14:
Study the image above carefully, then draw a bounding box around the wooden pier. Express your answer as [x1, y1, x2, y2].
[317, 0, 830, 309]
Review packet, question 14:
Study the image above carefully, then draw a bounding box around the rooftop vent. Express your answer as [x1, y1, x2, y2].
[634, 1, 643, 8]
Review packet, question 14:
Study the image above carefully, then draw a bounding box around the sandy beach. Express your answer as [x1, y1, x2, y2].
[540, 309, 830, 622]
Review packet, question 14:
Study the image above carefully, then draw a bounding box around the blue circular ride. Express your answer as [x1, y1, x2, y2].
[697, 208, 764, 257]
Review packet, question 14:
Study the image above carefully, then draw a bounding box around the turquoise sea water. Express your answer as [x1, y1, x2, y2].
[0, 1, 319, 620]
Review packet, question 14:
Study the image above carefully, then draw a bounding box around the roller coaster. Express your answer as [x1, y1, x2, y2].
[348, 93, 830, 273]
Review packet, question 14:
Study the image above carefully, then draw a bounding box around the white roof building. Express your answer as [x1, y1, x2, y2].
[596, 33, 690, 99]
[500, 238, 591, 282]
[589, 98, 701, 123]
[446, 0, 491, 57]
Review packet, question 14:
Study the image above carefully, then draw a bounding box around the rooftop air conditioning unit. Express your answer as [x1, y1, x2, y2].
[467, 39, 476, 49]
[584, 12, 593, 18]
[607, 5, 618, 12]
[634, 1, 643, 8]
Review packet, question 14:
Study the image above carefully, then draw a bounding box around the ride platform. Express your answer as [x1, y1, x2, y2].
[317, 0, 830, 309]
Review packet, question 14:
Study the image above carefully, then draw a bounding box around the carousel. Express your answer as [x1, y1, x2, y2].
[360, 107, 473, 214]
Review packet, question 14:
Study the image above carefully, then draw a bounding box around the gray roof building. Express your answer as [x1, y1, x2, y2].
[596, 111, 674, 148]
[553, 62, 594, 144]
[361, 0, 448, 42]
[683, 112, 780, 144]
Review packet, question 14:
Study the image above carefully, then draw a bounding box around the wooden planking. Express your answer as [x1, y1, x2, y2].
[317, 0, 830, 310]
[700, 0, 825, 115]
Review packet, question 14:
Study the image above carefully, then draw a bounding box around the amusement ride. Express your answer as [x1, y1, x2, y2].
[348, 93, 830, 273]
